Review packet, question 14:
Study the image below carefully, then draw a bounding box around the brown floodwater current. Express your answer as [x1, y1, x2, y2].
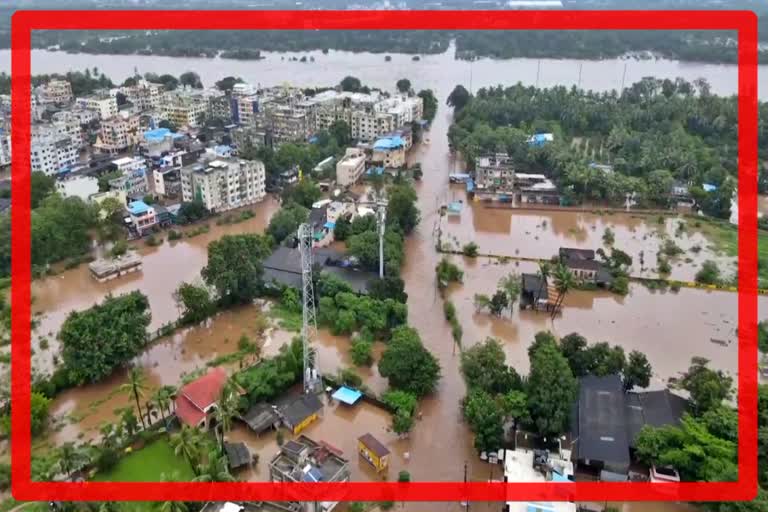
[15, 49, 766, 510]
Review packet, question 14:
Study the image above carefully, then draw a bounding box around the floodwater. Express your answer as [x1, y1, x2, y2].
[13, 43, 766, 511]
[440, 198, 737, 282]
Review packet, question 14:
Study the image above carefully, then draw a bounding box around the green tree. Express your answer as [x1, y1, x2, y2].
[173, 282, 216, 324]
[30, 391, 51, 436]
[121, 366, 148, 429]
[498, 273, 521, 309]
[460, 338, 522, 394]
[215, 76, 244, 93]
[463, 242, 479, 257]
[267, 203, 308, 244]
[624, 350, 653, 390]
[350, 340, 374, 367]
[179, 71, 203, 89]
[30, 171, 56, 209]
[695, 260, 722, 285]
[367, 275, 408, 303]
[679, 357, 733, 415]
[463, 388, 504, 454]
[176, 200, 209, 224]
[488, 289, 509, 316]
[417, 89, 438, 122]
[447, 84, 471, 111]
[382, 390, 418, 417]
[284, 178, 322, 208]
[436, 257, 463, 290]
[378, 326, 441, 397]
[60, 291, 151, 384]
[392, 408, 414, 437]
[202, 234, 272, 305]
[386, 184, 420, 235]
[329, 120, 352, 146]
[170, 426, 205, 476]
[194, 449, 235, 482]
[526, 336, 577, 437]
[551, 263, 576, 318]
[536, 261, 551, 304]
[333, 214, 353, 241]
[340, 76, 363, 92]
[396, 78, 412, 93]
[157, 499, 190, 512]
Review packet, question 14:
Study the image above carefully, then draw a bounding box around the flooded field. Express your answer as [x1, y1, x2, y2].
[443, 256, 745, 386]
[439, 195, 737, 282]
[27, 197, 280, 375]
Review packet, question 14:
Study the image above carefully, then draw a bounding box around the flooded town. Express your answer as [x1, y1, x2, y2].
[0, 12, 767, 512]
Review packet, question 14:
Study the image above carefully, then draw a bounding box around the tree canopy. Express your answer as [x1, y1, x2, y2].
[201, 234, 273, 305]
[378, 326, 441, 397]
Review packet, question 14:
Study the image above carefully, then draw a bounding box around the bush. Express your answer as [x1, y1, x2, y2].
[167, 229, 183, 241]
[657, 259, 672, 275]
[350, 340, 374, 367]
[94, 446, 120, 473]
[695, 260, 721, 285]
[443, 300, 457, 322]
[339, 367, 363, 388]
[0, 462, 9, 492]
[610, 275, 629, 295]
[463, 242, 479, 257]
[145, 234, 163, 247]
[110, 240, 128, 258]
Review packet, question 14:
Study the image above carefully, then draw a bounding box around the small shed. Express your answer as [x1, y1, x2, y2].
[332, 386, 362, 406]
[241, 403, 280, 435]
[224, 441, 252, 470]
[358, 433, 390, 472]
[281, 394, 323, 435]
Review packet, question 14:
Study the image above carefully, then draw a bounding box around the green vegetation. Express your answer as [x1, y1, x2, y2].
[418, 89, 438, 122]
[435, 257, 463, 290]
[462, 242, 479, 257]
[317, 291, 407, 339]
[267, 202, 309, 244]
[201, 234, 273, 305]
[448, 78, 759, 218]
[93, 439, 194, 482]
[527, 333, 577, 438]
[59, 291, 151, 384]
[235, 337, 303, 403]
[378, 326, 441, 398]
[173, 282, 216, 325]
[382, 389, 418, 437]
[0, 69, 113, 97]
[176, 200, 210, 225]
[695, 260, 722, 285]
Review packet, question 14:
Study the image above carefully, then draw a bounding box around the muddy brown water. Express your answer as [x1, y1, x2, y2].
[15, 46, 766, 510]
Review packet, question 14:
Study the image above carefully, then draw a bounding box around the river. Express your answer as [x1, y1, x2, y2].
[4, 44, 766, 511]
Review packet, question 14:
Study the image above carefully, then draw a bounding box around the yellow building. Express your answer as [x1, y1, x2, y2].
[358, 433, 390, 472]
[281, 394, 323, 435]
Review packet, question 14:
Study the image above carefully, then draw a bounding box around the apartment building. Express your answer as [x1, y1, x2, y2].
[204, 88, 233, 122]
[474, 153, 516, 195]
[95, 113, 141, 155]
[50, 111, 85, 149]
[40, 79, 73, 105]
[127, 200, 157, 235]
[0, 129, 10, 167]
[164, 89, 208, 129]
[30, 132, 79, 176]
[76, 93, 118, 120]
[335, 148, 367, 187]
[55, 175, 99, 202]
[121, 80, 166, 112]
[109, 156, 149, 197]
[181, 156, 266, 212]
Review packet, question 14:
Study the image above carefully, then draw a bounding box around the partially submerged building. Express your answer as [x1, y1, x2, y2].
[474, 153, 516, 199]
[88, 252, 142, 283]
[269, 434, 350, 488]
[278, 394, 324, 435]
[174, 367, 229, 430]
[571, 375, 687, 478]
[559, 247, 613, 287]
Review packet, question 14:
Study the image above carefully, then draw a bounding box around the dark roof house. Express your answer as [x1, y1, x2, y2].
[241, 403, 280, 435]
[280, 394, 323, 429]
[224, 441, 252, 470]
[572, 375, 687, 476]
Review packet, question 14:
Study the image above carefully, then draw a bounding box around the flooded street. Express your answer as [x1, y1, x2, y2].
[12, 43, 764, 511]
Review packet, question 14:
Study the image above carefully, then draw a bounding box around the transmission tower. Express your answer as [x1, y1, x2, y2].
[376, 202, 387, 279]
[298, 223, 320, 394]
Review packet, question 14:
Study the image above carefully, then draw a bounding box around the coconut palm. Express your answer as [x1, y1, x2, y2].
[153, 387, 172, 426]
[194, 449, 235, 483]
[214, 380, 240, 449]
[551, 264, 576, 319]
[121, 366, 148, 429]
[157, 501, 189, 512]
[536, 261, 551, 307]
[54, 442, 91, 480]
[170, 426, 205, 476]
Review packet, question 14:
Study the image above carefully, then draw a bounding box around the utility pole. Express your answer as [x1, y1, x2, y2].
[620, 62, 628, 93]
[376, 201, 387, 279]
[463, 460, 470, 512]
[536, 59, 541, 88]
[298, 223, 320, 394]
[577, 63, 583, 89]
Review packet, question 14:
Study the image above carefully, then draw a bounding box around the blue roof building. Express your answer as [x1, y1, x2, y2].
[528, 133, 554, 147]
[373, 136, 405, 151]
[127, 200, 150, 216]
[143, 128, 182, 143]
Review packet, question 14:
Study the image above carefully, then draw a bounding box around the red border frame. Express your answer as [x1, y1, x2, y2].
[11, 9, 759, 504]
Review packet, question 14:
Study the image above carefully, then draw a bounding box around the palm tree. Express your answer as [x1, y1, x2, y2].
[153, 387, 172, 426]
[535, 261, 551, 308]
[214, 381, 239, 450]
[121, 366, 148, 429]
[194, 449, 235, 483]
[551, 264, 576, 319]
[54, 443, 91, 480]
[157, 501, 189, 512]
[170, 426, 204, 476]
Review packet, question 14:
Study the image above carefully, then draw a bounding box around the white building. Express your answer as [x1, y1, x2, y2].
[95, 113, 141, 155]
[110, 156, 149, 197]
[121, 80, 166, 112]
[503, 449, 576, 512]
[55, 175, 99, 201]
[127, 200, 156, 235]
[335, 148, 367, 187]
[50, 111, 85, 149]
[0, 129, 10, 167]
[30, 133, 79, 176]
[76, 94, 118, 120]
[181, 157, 266, 212]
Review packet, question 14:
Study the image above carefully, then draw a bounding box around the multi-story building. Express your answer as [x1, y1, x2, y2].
[30, 131, 79, 176]
[127, 200, 157, 235]
[121, 80, 166, 112]
[203, 88, 233, 123]
[180, 156, 266, 212]
[110, 156, 149, 197]
[268, 435, 349, 512]
[474, 153, 516, 196]
[55, 175, 99, 201]
[142, 127, 180, 157]
[95, 113, 141, 154]
[164, 88, 208, 129]
[50, 111, 85, 149]
[153, 149, 202, 198]
[0, 129, 10, 167]
[335, 148, 367, 187]
[76, 93, 118, 120]
[40, 79, 73, 105]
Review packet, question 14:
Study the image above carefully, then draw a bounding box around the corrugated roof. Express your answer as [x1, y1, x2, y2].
[358, 433, 390, 457]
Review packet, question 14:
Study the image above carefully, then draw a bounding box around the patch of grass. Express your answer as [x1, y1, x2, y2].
[93, 439, 194, 483]
[269, 303, 302, 332]
[695, 217, 768, 283]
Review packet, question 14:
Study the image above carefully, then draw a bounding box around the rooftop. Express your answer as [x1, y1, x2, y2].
[280, 394, 323, 426]
[358, 433, 390, 457]
[127, 200, 150, 216]
[175, 367, 228, 427]
[373, 136, 405, 150]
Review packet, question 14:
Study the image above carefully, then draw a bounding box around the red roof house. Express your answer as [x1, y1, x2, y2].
[175, 367, 228, 429]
